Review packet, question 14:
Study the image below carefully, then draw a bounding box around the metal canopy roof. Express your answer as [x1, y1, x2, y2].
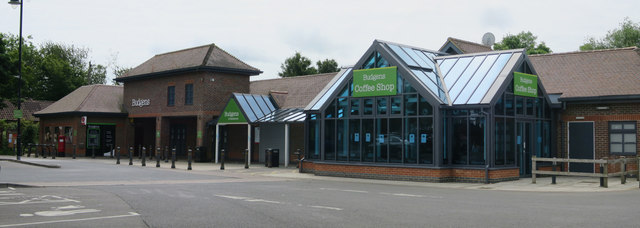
[231, 93, 277, 124]
[255, 108, 306, 123]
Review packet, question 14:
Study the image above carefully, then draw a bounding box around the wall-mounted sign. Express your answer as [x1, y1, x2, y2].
[352, 66, 397, 97]
[514, 72, 537, 97]
[132, 98, 151, 107]
[219, 99, 247, 124]
[81, 116, 87, 126]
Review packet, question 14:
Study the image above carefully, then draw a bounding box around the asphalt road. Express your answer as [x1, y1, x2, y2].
[1, 159, 639, 227]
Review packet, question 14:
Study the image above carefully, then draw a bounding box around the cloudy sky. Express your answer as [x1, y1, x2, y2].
[1, 0, 639, 82]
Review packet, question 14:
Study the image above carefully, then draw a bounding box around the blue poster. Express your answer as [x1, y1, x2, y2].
[421, 134, 427, 143]
[365, 133, 371, 142]
[517, 136, 522, 145]
[354, 133, 360, 142]
[409, 134, 415, 143]
[378, 134, 384, 143]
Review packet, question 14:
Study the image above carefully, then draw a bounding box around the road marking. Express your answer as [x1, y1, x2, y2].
[35, 209, 101, 217]
[0, 212, 140, 227]
[379, 192, 443, 199]
[0, 195, 79, 206]
[309, 205, 343, 211]
[319, 188, 369, 193]
[215, 195, 281, 204]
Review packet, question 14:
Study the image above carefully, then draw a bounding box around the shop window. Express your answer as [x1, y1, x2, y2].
[505, 118, 516, 164]
[494, 96, 504, 116]
[349, 119, 361, 161]
[363, 99, 373, 115]
[376, 98, 387, 115]
[325, 100, 336, 118]
[337, 98, 348, 118]
[362, 119, 374, 162]
[324, 119, 335, 160]
[469, 117, 485, 165]
[526, 98, 534, 116]
[308, 119, 320, 159]
[505, 94, 514, 116]
[404, 118, 418, 164]
[337, 119, 348, 161]
[418, 96, 432, 115]
[609, 122, 637, 155]
[389, 118, 402, 163]
[185, 84, 193, 105]
[418, 117, 433, 164]
[390, 97, 402, 115]
[515, 96, 523, 115]
[167, 86, 175, 106]
[404, 94, 417, 116]
[350, 99, 360, 116]
[376, 118, 388, 162]
[452, 117, 468, 165]
[495, 118, 505, 165]
[535, 97, 543, 118]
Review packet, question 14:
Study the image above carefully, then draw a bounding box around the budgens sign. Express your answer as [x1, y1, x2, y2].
[219, 99, 247, 124]
[352, 66, 397, 97]
[513, 72, 537, 97]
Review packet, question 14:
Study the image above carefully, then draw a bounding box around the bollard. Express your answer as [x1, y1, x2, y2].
[73, 144, 77, 159]
[27, 144, 31, 157]
[129, 146, 133, 165]
[484, 164, 490, 184]
[621, 157, 626, 185]
[138, 145, 142, 159]
[34, 144, 39, 158]
[156, 147, 160, 168]
[149, 145, 153, 161]
[267, 149, 272, 168]
[110, 144, 114, 158]
[244, 149, 249, 169]
[164, 146, 169, 163]
[52, 144, 56, 159]
[92, 146, 95, 159]
[187, 148, 192, 170]
[552, 161, 557, 184]
[220, 149, 225, 170]
[116, 146, 121, 164]
[599, 164, 604, 187]
[142, 147, 146, 167]
[41, 144, 46, 158]
[295, 149, 302, 168]
[171, 148, 176, 169]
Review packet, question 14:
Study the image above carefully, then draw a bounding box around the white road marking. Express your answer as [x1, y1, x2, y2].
[215, 195, 249, 200]
[0, 195, 79, 206]
[309, 205, 343, 211]
[319, 188, 369, 193]
[379, 192, 443, 199]
[18, 214, 33, 217]
[215, 195, 281, 204]
[35, 209, 101, 217]
[0, 212, 140, 227]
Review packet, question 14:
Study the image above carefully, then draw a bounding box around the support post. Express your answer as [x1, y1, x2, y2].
[244, 149, 249, 169]
[284, 123, 289, 168]
[129, 146, 133, 165]
[621, 156, 626, 184]
[603, 161, 609, 188]
[215, 124, 220, 164]
[247, 125, 252, 166]
[116, 146, 121, 164]
[531, 155, 536, 184]
[220, 149, 225, 170]
[156, 147, 160, 167]
[188, 148, 192, 170]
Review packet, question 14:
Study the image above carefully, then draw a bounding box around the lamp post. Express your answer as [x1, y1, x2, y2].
[8, 0, 23, 161]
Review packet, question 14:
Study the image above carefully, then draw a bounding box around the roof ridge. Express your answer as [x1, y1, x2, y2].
[530, 46, 638, 57]
[202, 44, 215, 66]
[154, 43, 213, 57]
[76, 85, 98, 112]
[449, 37, 491, 48]
[211, 45, 259, 71]
[252, 72, 338, 82]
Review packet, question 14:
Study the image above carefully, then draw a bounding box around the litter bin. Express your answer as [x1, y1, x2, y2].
[271, 149, 279, 167]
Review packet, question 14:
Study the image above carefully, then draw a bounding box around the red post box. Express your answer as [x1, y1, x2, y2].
[58, 135, 65, 153]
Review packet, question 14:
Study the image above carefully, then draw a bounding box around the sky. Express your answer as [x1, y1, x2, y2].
[2, 0, 639, 83]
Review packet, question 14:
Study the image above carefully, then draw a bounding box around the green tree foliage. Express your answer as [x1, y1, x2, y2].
[0, 34, 15, 109]
[580, 18, 640, 51]
[316, 59, 339, 74]
[493, 31, 552, 55]
[0, 119, 38, 155]
[0, 33, 108, 101]
[111, 65, 132, 85]
[279, 52, 340, 77]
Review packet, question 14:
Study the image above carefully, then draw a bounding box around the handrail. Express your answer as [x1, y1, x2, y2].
[532, 156, 640, 188]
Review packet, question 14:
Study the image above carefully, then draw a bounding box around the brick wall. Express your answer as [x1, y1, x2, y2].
[301, 161, 519, 183]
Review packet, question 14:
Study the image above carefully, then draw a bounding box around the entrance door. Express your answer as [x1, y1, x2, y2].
[517, 121, 533, 176]
[170, 124, 187, 157]
[569, 122, 594, 172]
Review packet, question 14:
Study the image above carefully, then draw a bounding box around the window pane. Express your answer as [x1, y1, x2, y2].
[185, 84, 193, 105]
[505, 94, 514, 116]
[307, 120, 320, 159]
[388, 44, 419, 67]
[419, 95, 432, 116]
[469, 117, 485, 165]
[418, 117, 433, 164]
[404, 94, 417, 116]
[610, 144, 622, 153]
[362, 119, 374, 162]
[536, 98, 543, 118]
[376, 118, 388, 162]
[363, 98, 373, 115]
[444, 57, 473, 89]
[324, 119, 335, 160]
[389, 118, 402, 163]
[452, 118, 468, 165]
[391, 97, 402, 115]
[624, 133, 636, 143]
[623, 123, 636, 130]
[167, 86, 175, 106]
[412, 69, 439, 97]
[363, 53, 375, 69]
[611, 124, 623, 130]
[526, 98, 534, 116]
[337, 98, 348, 118]
[624, 144, 636, 153]
[516, 97, 524, 115]
[450, 56, 486, 104]
[404, 118, 418, 164]
[610, 133, 623, 143]
[337, 119, 348, 161]
[468, 54, 512, 104]
[438, 58, 457, 77]
[377, 98, 387, 115]
[495, 96, 504, 115]
[495, 118, 505, 165]
[235, 96, 256, 122]
[506, 118, 515, 165]
[414, 50, 435, 69]
[349, 119, 361, 161]
[325, 100, 336, 118]
[350, 99, 360, 116]
[404, 78, 417, 93]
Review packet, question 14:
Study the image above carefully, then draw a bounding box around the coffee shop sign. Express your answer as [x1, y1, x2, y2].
[132, 99, 150, 107]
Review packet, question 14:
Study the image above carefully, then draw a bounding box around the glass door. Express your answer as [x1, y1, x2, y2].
[517, 121, 533, 176]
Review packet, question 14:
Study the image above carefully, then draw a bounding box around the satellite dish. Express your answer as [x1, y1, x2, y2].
[482, 32, 495, 47]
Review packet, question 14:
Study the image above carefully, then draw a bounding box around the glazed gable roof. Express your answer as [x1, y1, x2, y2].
[440, 37, 493, 54]
[116, 43, 261, 82]
[529, 47, 640, 100]
[33, 84, 125, 117]
[1, 99, 53, 121]
[250, 72, 337, 109]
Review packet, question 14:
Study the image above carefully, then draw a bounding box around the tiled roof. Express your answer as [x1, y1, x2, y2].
[34, 84, 125, 116]
[0, 99, 53, 121]
[529, 47, 640, 99]
[250, 72, 337, 109]
[440, 37, 493, 54]
[117, 43, 261, 81]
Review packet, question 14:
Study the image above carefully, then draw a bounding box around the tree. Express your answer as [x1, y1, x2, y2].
[493, 31, 552, 55]
[86, 62, 107, 85]
[316, 59, 339, 74]
[111, 65, 132, 85]
[580, 18, 640, 51]
[0, 34, 15, 108]
[278, 52, 318, 77]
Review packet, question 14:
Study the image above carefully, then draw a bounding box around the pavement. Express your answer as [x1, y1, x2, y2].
[2, 155, 639, 193]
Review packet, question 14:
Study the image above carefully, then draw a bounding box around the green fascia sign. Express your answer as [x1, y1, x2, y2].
[352, 66, 397, 97]
[218, 99, 247, 124]
[514, 72, 538, 97]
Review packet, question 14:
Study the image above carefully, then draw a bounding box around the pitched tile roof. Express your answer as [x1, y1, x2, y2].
[250, 72, 337, 109]
[529, 47, 640, 99]
[34, 84, 125, 116]
[440, 37, 493, 54]
[0, 99, 53, 121]
[117, 43, 261, 81]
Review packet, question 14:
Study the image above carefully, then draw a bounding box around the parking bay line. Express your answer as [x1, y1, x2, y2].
[0, 212, 140, 228]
